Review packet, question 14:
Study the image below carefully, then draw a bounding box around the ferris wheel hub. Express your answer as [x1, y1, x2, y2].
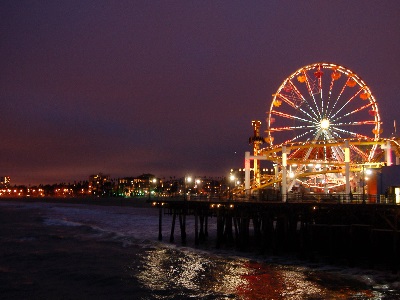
[320, 119, 330, 129]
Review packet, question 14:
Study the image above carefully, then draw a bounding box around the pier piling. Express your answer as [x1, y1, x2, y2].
[151, 198, 400, 271]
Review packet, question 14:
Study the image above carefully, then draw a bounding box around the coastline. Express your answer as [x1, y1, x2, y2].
[0, 196, 153, 208]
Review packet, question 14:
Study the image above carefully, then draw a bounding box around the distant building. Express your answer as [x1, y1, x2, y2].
[89, 173, 113, 197]
[0, 176, 10, 188]
[118, 177, 147, 197]
[201, 178, 221, 195]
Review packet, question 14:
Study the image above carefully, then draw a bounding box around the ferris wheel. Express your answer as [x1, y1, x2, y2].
[266, 63, 382, 164]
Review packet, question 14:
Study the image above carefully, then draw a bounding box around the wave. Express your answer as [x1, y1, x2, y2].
[2, 200, 400, 298]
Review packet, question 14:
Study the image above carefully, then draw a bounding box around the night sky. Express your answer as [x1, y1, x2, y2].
[1, 1, 399, 185]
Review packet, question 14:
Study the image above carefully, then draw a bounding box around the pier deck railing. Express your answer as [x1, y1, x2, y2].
[169, 193, 396, 204]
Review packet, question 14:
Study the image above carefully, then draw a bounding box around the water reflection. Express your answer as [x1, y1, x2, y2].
[232, 261, 329, 299]
[137, 248, 206, 291]
[135, 247, 382, 299]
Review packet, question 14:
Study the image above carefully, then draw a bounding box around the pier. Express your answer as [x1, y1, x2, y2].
[152, 196, 400, 271]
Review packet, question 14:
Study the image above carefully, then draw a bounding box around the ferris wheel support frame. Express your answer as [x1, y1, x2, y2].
[244, 151, 270, 195]
[382, 140, 392, 166]
[244, 142, 351, 202]
[244, 136, 395, 202]
[344, 139, 350, 195]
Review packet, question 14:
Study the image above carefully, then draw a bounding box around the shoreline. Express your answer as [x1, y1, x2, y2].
[0, 196, 153, 208]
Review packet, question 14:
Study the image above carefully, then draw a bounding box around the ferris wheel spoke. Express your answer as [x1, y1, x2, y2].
[350, 145, 369, 160]
[269, 124, 316, 132]
[330, 130, 343, 140]
[289, 79, 321, 120]
[296, 97, 320, 121]
[275, 93, 318, 122]
[325, 70, 337, 115]
[330, 126, 371, 139]
[288, 147, 302, 159]
[330, 131, 350, 160]
[286, 81, 320, 120]
[283, 129, 316, 144]
[332, 120, 378, 126]
[271, 110, 315, 124]
[330, 88, 363, 120]
[303, 72, 322, 119]
[322, 130, 345, 161]
[301, 131, 323, 162]
[332, 146, 345, 162]
[323, 129, 342, 142]
[327, 78, 350, 118]
[275, 92, 298, 109]
[317, 69, 324, 116]
[332, 102, 374, 123]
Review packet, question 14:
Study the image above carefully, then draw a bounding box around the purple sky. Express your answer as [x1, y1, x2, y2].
[1, 1, 399, 185]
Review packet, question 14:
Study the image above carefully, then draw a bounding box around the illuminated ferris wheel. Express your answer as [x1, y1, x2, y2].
[266, 63, 382, 164]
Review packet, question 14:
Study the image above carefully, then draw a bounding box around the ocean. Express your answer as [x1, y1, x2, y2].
[1, 199, 399, 299]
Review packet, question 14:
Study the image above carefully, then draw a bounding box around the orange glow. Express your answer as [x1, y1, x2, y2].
[273, 99, 282, 107]
[347, 78, 357, 87]
[360, 91, 371, 100]
[314, 70, 323, 78]
[297, 75, 306, 83]
[331, 72, 341, 80]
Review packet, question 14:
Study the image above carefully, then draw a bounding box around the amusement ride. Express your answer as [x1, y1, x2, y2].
[242, 63, 400, 199]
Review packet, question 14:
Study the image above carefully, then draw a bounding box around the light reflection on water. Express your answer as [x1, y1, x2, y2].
[9, 201, 393, 299]
[135, 247, 383, 299]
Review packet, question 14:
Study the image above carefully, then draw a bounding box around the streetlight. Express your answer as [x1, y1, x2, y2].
[148, 178, 157, 200]
[184, 176, 192, 200]
[229, 174, 235, 200]
[194, 179, 201, 196]
[361, 165, 372, 204]
[365, 168, 372, 203]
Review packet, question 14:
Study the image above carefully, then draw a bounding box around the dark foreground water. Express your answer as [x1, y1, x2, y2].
[1, 200, 400, 299]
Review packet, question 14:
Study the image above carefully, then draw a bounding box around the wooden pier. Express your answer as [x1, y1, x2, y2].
[152, 196, 400, 271]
